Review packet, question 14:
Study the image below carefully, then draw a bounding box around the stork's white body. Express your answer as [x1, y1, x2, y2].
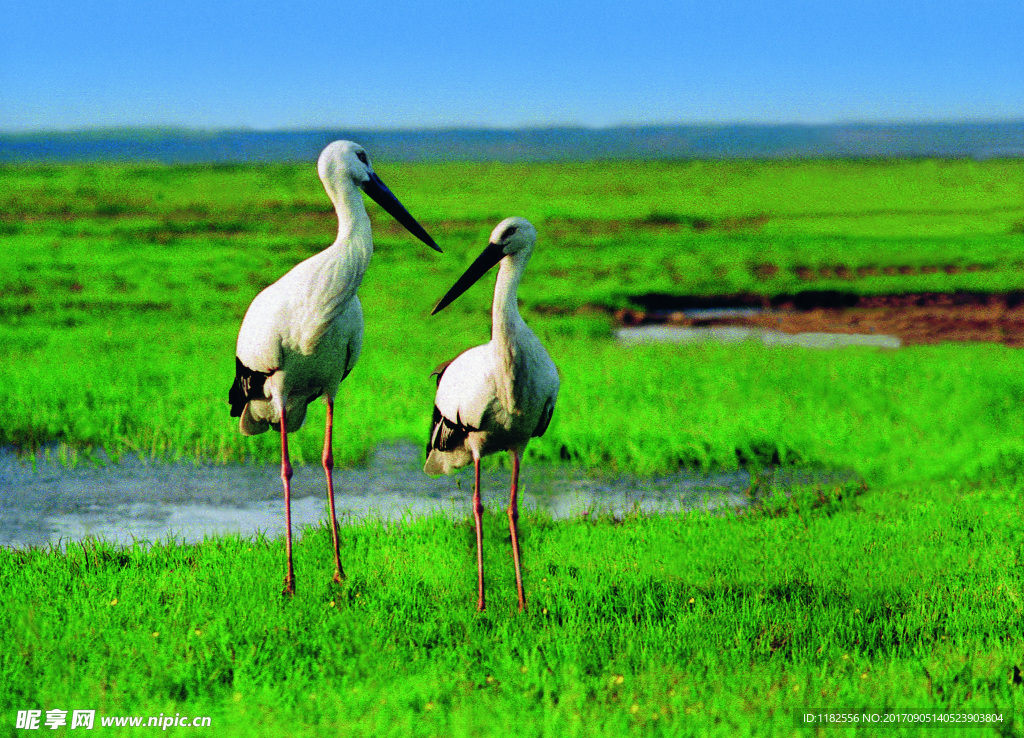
[424, 217, 558, 611]
[229, 140, 439, 595]
[425, 311, 558, 476]
[234, 197, 370, 436]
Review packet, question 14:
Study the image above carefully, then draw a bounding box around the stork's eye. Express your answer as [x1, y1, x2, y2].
[501, 226, 518, 241]
[356, 151, 369, 165]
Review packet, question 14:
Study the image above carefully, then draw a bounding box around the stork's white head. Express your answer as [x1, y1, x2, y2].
[317, 140, 373, 193]
[489, 216, 537, 258]
[316, 140, 440, 252]
[431, 217, 538, 315]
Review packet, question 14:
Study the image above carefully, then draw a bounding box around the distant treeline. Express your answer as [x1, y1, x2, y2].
[2, 121, 1023, 163]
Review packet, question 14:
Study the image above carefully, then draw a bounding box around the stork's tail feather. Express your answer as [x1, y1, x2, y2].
[424, 447, 473, 476]
[239, 396, 312, 437]
[229, 357, 273, 418]
[423, 452, 445, 476]
[239, 405, 270, 436]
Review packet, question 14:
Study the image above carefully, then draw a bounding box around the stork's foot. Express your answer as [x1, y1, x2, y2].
[282, 576, 295, 597]
[332, 568, 345, 584]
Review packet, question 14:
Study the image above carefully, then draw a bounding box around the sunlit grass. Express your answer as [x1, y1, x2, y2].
[3, 158, 1024, 735]
[4, 310, 1024, 486]
[1, 478, 1021, 735]
[3, 159, 1024, 484]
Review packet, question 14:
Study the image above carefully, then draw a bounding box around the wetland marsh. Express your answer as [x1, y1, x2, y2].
[2, 158, 1023, 735]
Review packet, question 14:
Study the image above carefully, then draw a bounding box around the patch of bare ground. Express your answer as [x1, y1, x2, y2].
[734, 306, 1024, 346]
[604, 291, 1024, 346]
[787, 262, 994, 282]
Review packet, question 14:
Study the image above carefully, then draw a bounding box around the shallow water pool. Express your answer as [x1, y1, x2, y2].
[1, 442, 767, 547]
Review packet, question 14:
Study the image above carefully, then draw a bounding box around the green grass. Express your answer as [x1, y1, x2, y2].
[3, 158, 1024, 735]
[2, 158, 1024, 482]
[2, 478, 1021, 736]
[4, 159, 1024, 313]
[5, 303, 1024, 485]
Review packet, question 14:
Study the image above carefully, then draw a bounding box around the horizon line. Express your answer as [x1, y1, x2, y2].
[4, 118, 1024, 137]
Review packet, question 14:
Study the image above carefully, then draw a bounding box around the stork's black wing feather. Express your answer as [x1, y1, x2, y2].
[425, 353, 476, 455]
[426, 406, 475, 455]
[532, 397, 555, 438]
[228, 356, 273, 417]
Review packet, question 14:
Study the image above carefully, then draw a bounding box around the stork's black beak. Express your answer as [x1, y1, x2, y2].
[362, 171, 442, 252]
[431, 240, 505, 315]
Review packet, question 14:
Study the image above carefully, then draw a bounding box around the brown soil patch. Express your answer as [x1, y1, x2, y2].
[723, 306, 1024, 346]
[611, 292, 1024, 346]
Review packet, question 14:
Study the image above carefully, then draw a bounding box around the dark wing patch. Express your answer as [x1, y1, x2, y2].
[425, 349, 478, 455]
[340, 340, 356, 383]
[426, 407, 476, 455]
[229, 357, 274, 417]
[532, 397, 555, 438]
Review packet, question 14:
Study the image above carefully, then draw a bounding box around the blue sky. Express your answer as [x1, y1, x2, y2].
[1, 0, 1022, 132]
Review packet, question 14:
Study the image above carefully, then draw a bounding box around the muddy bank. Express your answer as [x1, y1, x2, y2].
[611, 291, 1024, 346]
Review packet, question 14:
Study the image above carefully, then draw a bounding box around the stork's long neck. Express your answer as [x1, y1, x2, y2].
[492, 255, 526, 349]
[325, 181, 374, 299]
[491, 253, 529, 410]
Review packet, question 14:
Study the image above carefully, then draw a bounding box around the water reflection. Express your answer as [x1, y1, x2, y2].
[0, 442, 763, 547]
[617, 325, 902, 349]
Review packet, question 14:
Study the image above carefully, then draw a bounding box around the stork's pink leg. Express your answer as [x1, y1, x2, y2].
[280, 407, 295, 597]
[473, 455, 486, 611]
[508, 449, 526, 611]
[323, 398, 344, 583]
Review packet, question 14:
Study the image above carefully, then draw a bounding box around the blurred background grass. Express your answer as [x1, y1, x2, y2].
[2, 159, 1023, 485]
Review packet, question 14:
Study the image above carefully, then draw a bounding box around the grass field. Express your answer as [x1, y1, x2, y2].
[3, 158, 1024, 478]
[2, 158, 1024, 735]
[2, 479, 1021, 736]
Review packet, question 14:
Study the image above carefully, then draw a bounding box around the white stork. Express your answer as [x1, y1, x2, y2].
[229, 140, 441, 596]
[425, 217, 559, 611]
